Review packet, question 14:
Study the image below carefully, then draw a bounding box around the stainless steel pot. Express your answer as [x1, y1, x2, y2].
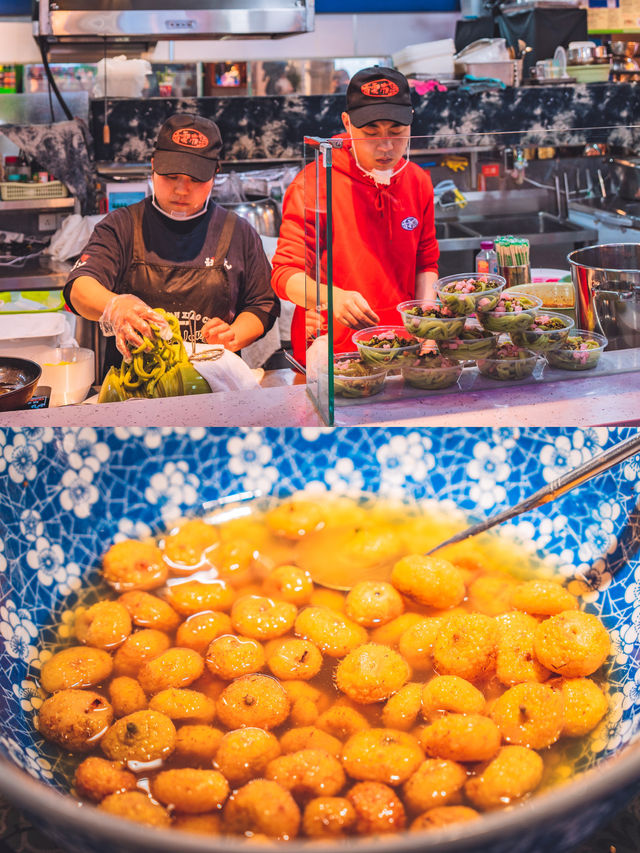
[218, 196, 281, 237]
[568, 243, 640, 351]
[567, 44, 596, 65]
[608, 157, 640, 201]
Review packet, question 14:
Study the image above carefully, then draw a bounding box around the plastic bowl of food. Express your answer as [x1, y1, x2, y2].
[510, 312, 575, 353]
[1, 427, 640, 853]
[545, 330, 608, 370]
[352, 325, 421, 369]
[438, 319, 499, 361]
[476, 340, 540, 380]
[477, 289, 543, 334]
[435, 273, 506, 316]
[327, 352, 388, 398]
[401, 350, 463, 389]
[397, 300, 466, 341]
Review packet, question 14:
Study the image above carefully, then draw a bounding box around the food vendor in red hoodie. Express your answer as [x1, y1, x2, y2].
[271, 66, 440, 366]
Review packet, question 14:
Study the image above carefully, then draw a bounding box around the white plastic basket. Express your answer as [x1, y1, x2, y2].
[0, 181, 68, 201]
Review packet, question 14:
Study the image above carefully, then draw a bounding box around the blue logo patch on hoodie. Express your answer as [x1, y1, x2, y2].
[401, 216, 419, 231]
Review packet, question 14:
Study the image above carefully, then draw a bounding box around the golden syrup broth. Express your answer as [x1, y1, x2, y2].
[38, 496, 608, 822]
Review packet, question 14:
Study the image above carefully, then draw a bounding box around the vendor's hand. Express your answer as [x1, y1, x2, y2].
[201, 317, 237, 350]
[99, 294, 171, 363]
[332, 289, 379, 329]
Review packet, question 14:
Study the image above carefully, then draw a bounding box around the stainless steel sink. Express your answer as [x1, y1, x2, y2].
[456, 212, 596, 246]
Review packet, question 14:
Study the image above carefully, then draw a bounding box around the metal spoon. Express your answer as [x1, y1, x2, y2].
[303, 432, 640, 591]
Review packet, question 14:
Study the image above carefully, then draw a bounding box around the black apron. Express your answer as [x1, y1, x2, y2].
[103, 202, 238, 373]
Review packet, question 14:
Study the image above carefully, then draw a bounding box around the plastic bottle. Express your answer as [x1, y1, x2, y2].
[475, 240, 498, 275]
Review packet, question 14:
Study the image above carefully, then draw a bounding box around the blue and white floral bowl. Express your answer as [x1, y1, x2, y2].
[1, 426, 640, 853]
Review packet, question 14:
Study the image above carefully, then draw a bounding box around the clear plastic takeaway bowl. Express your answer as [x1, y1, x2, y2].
[352, 325, 421, 369]
[438, 319, 499, 361]
[401, 351, 463, 390]
[545, 329, 608, 370]
[435, 272, 506, 316]
[397, 299, 466, 341]
[477, 288, 543, 334]
[510, 311, 575, 353]
[326, 352, 388, 398]
[476, 341, 540, 381]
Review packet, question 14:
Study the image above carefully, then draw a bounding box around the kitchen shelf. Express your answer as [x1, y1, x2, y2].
[0, 197, 75, 212]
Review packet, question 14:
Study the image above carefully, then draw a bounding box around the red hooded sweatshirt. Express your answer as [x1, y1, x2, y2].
[271, 133, 439, 365]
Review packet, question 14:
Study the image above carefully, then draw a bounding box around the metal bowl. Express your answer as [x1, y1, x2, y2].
[611, 40, 640, 57]
[0, 356, 42, 411]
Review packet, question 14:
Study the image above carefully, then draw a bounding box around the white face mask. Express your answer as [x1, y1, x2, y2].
[151, 175, 209, 221]
[350, 136, 411, 186]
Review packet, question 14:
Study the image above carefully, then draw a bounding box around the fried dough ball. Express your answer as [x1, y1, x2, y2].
[162, 519, 219, 569]
[40, 646, 113, 693]
[148, 687, 216, 724]
[410, 805, 479, 831]
[137, 647, 205, 695]
[294, 607, 367, 658]
[108, 676, 147, 717]
[118, 590, 180, 633]
[552, 677, 608, 737]
[510, 580, 578, 616]
[265, 499, 325, 540]
[222, 779, 301, 840]
[38, 689, 113, 752]
[495, 611, 550, 686]
[216, 674, 290, 731]
[382, 682, 423, 731]
[371, 612, 424, 648]
[316, 701, 370, 741]
[347, 781, 406, 834]
[335, 643, 411, 704]
[75, 601, 132, 650]
[174, 724, 224, 766]
[263, 565, 314, 605]
[230, 595, 297, 640]
[341, 729, 424, 785]
[465, 745, 544, 810]
[164, 578, 234, 617]
[98, 791, 171, 827]
[302, 797, 357, 838]
[102, 540, 168, 592]
[205, 634, 265, 680]
[266, 638, 323, 681]
[345, 581, 404, 628]
[402, 758, 467, 814]
[421, 676, 485, 720]
[176, 611, 233, 655]
[398, 618, 442, 670]
[266, 748, 346, 800]
[391, 555, 465, 610]
[172, 813, 223, 834]
[468, 574, 519, 617]
[213, 540, 256, 588]
[214, 727, 281, 786]
[432, 613, 498, 682]
[151, 768, 229, 814]
[490, 682, 564, 749]
[418, 714, 501, 763]
[100, 710, 176, 763]
[113, 629, 171, 678]
[533, 611, 610, 677]
[280, 727, 343, 758]
[74, 756, 137, 801]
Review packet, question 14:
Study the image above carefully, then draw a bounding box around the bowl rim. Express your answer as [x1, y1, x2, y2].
[435, 272, 507, 292]
[397, 300, 465, 320]
[351, 325, 421, 347]
[1, 736, 640, 853]
[558, 329, 609, 349]
[479, 289, 544, 313]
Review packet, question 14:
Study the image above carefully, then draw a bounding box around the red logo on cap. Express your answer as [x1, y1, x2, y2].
[171, 128, 209, 149]
[361, 79, 399, 98]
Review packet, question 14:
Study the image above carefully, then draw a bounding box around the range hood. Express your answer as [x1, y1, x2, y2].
[34, 0, 315, 58]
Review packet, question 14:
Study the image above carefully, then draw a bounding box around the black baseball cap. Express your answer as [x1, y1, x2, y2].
[346, 66, 414, 128]
[153, 113, 222, 181]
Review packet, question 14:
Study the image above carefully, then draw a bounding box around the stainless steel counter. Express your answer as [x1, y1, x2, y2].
[0, 256, 71, 292]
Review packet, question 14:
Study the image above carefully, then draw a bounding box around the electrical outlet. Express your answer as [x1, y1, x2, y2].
[38, 213, 57, 231]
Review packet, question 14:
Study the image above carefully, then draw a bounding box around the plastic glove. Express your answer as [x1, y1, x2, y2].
[99, 294, 172, 362]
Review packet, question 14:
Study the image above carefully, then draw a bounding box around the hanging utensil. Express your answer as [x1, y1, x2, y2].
[303, 433, 640, 591]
